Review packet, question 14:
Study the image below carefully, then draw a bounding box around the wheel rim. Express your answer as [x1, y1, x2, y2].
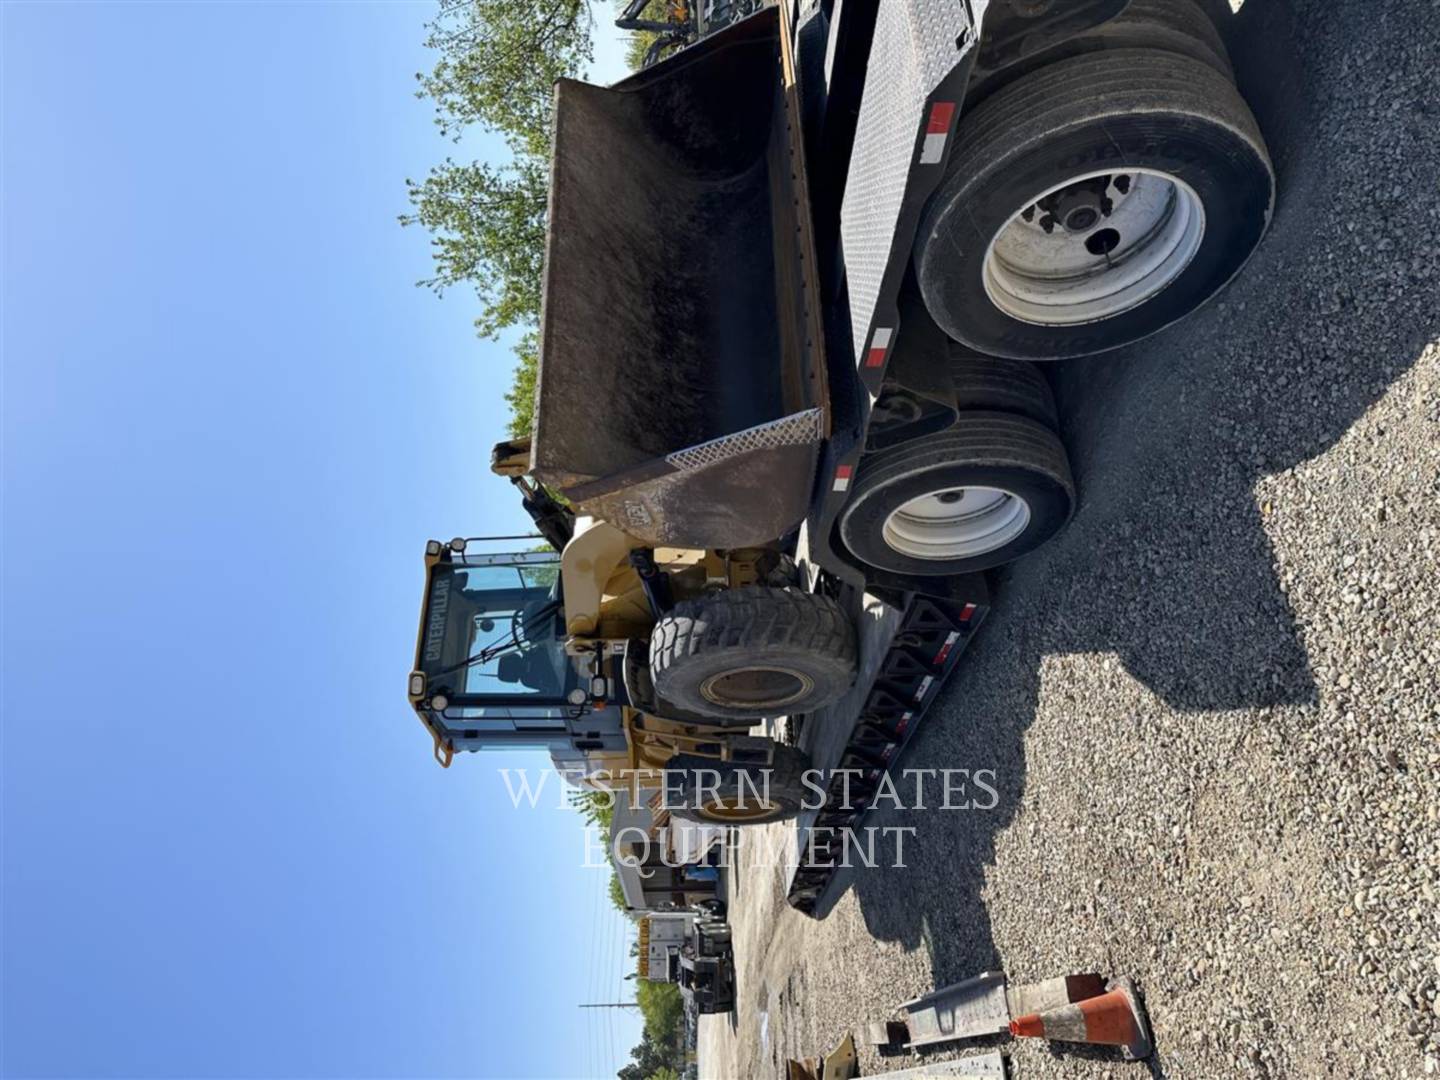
[699, 793, 779, 822]
[699, 666, 813, 710]
[983, 169, 1206, 326]
[882, 485, 1031, 559]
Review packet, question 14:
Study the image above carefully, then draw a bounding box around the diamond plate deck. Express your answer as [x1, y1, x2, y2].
[840, 0, 987, 370]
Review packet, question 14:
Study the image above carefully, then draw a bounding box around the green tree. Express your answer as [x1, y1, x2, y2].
[617, 1023, 684, 1080]
[636, 978, 684, 1045]
[570, 785, 634, 914]
[402, 0, 593, 435]
[404, 0, 691, 436]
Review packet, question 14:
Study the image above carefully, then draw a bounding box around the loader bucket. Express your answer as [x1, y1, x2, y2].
[531, 7, 828, 550]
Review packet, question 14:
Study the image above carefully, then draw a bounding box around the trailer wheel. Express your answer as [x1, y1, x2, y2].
[650, 587, 856, 721]
[668, 745, 813, 826]
[971, 0, 1234, 100]
[915, 50, 1273, 360]
[949, 351, 1058, 430]
[839, 413, 1074, 575]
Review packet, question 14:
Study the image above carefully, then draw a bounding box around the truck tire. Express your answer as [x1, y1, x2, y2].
[650, 587, 856, 721]
[1089, 0, 1233, 77]
[839, 413, 1074, 575]
[915, 50, 1273, 360]
[668, 744, 814, 825]
[949, 350, 1058, 430]
[973, 0, 1233, 99]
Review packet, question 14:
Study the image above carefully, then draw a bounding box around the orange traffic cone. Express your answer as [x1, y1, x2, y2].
[1008, 976, 1152, 1060]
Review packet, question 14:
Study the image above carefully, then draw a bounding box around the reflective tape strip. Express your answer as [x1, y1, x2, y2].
[919, 101, 956, 164]
[1038, 1002, 1090, 1043]
[864, 326, 893, 367]
[933, 630, 961, 665]
[960, 602, 977, 622]
[915, 674, 934, 701]
[833, 464, 854, 492]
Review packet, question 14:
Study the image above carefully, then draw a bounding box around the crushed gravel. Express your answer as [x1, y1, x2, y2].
[700, 0, 1440, 1076]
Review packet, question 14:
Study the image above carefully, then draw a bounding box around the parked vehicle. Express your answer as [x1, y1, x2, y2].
[407, 0, 1273, 912]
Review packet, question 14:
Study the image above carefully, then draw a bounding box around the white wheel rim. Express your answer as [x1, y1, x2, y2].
[882, 486, 1031, 559]
[983, 169, 1206, 326]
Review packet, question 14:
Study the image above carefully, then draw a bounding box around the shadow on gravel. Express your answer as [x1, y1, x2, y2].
[839, 0, 1439, 1068]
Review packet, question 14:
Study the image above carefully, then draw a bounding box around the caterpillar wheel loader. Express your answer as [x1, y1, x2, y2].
[407, 0, 1274, 859]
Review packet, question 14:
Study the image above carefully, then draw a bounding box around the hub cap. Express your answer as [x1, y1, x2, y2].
[882, 486, 1031, 559]
[699, 793, 778, 822]
[699, 666, 813, 710]
[983, 169, 1206, 326]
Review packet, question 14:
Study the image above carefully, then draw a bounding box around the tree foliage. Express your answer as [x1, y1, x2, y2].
[617, 1011, 684, 1080]
[401, 156, 547, 342]
[402, 0, 593, 434]
[415, 0, 593, 153]
[636, 979, 684, 1045]
[404, 0, 691, 434]
[570, 785, 633, 914]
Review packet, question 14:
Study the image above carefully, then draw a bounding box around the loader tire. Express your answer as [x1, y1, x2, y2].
[668, 744, 814, 826]
[839, 413, 1075, 576]
[915, 49, 1273, 360]
[649, 587, 856, 721]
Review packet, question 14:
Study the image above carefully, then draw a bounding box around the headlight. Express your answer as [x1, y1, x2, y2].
[409, 673, 425, 696]
[425, 540, 442, 557]
[431, 694, 449, 711]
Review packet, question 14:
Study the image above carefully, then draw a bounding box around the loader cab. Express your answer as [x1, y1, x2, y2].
[408, 539, 624, 766]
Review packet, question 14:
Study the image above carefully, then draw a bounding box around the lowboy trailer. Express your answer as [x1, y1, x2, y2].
[406, 0, 1273, 917]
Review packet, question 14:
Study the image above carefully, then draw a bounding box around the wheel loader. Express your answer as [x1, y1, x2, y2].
[407, 0, 1275, 881]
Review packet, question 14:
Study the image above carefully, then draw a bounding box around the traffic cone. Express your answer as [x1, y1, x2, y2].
[1008, 976, 1152, 1060]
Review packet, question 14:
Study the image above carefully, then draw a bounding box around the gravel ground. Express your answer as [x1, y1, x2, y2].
[699, 0, 1440, 1076]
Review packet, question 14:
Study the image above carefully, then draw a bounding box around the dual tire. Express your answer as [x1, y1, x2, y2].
[839, 0, 1272, 576]
[645, 4, 1271, 718]
[839, 407, 1074, 577]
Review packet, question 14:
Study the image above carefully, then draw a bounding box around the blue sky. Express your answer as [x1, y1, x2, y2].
[1, 3, 640, 1077]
